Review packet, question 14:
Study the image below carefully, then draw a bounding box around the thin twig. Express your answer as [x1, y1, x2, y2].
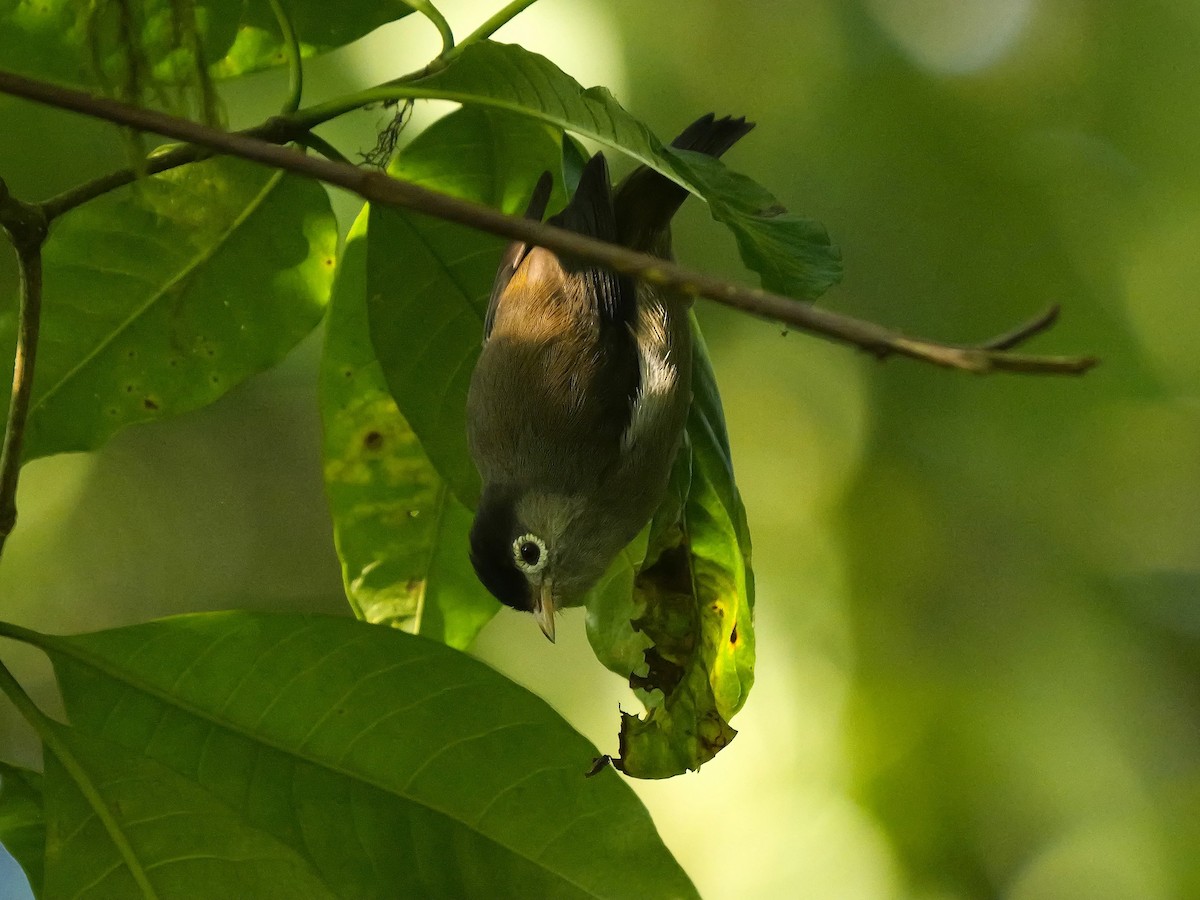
[979, 304, 1060, 351]
[0, 68, 1097, 375]
[450, 0, 541, 55]
[39, 116, 298, 221]
[0, 179, 47, 560]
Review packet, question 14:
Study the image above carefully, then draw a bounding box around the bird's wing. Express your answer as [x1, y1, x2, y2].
[484, 171, 553, 341]
[545, 152, 637, 332]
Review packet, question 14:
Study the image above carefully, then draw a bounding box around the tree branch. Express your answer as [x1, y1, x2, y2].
[0, 68, 1098, 376]
[0, 179, 47, 561]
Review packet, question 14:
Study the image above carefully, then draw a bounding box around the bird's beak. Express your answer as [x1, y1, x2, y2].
[533, 579, 556, 643]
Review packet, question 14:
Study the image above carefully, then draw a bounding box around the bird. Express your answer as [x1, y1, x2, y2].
[466, 114, 754, 641]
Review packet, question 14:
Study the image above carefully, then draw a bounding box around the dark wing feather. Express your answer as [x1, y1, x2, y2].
[484, 171, 554, 340]
[614, 114, 755, 254]
[546, 152, 637, 332]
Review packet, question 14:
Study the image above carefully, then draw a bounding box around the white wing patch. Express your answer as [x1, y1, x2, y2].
[622, 301, 678, 454]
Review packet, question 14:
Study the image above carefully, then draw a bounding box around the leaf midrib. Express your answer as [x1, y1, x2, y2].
[41, 630, 603, 899]
[382, 85, 694, 195]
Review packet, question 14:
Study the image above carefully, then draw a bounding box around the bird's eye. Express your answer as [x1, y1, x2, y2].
[512, 533, 547, 574]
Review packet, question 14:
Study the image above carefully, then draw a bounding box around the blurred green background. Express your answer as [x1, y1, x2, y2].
[2, 1, 1199, 897]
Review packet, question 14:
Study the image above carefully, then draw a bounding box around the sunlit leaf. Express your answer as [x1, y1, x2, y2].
[8, 159, 336, 462]
[0, 1, 417, 88]
[0, 761, 43, 897]
[586, 320, 755, 779]
[23, 611, 698, 898]
[321, 208, 497, 647]
[366, 106, 567, 506]
[0, 0, 238, 96]
[398, 40, 841, 301]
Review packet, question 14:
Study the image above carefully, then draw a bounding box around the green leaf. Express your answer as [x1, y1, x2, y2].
[586, 320, 756, 779]
[0, 0, 96, 86]
[321, 208, 498, 647]
[25, 612, 698, 899]
[42, 725, 336, 899]
[395, 40, 841, 301]
[0, 1, 416, 88]
[0, 1, 239, 93]
[11, 158, 336, 463]
[366, 106, 567, 506]
[0, 761, 43, 897]
[667, 149, 842, 298]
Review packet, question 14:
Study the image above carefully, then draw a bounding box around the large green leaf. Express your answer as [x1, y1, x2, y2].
[42, 725, 336, 899]
[321, 207, 498, 647]
[0, 761, 43, 897]
[11, 158, 335, 462]
[586, 320, 756, 779]
[0, 1, 416, 89]
[389, 40, 841, 301]
[18, 612, 697, 898]
[366, 106, 567, 506]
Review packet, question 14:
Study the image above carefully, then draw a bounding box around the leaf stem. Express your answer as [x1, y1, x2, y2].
[294, 129, 354, 166]
[452, 0, 541, 55]
[410, 0, 456, 56]
[0, 68, 1098, 376]
[0, 653, 161, 898]
[0, 181, 47, 562]
[266, 0, 303, 114]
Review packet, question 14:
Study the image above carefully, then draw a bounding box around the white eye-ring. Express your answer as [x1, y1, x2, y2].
[512, 533, 548, 574]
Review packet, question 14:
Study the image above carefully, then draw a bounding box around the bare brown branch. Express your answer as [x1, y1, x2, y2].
[0, 179, 47, 559]
[0, 67, 1098, 376]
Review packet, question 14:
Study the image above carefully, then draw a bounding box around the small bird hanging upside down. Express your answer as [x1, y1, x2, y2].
[466, 114, 754, 641]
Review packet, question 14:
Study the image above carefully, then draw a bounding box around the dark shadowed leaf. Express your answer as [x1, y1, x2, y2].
[42, 725, 336, 899]
[586, 320, 755, 779]
[7, 159, 335, 462]
[366, 106, 567, 506]
[321, 208, 498, 647]
[22, 612, 697, 898]
[394, 40, 841, 301]
[0, 762, 43, 898]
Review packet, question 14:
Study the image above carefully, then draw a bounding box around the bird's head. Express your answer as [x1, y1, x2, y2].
[468, 486, 616, 642]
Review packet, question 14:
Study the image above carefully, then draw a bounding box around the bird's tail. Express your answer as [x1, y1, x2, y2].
[614, 113, 754, 253]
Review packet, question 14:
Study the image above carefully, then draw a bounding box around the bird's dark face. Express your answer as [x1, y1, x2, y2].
[468, 488, 557, 641]
[469, 486, 613, 642]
